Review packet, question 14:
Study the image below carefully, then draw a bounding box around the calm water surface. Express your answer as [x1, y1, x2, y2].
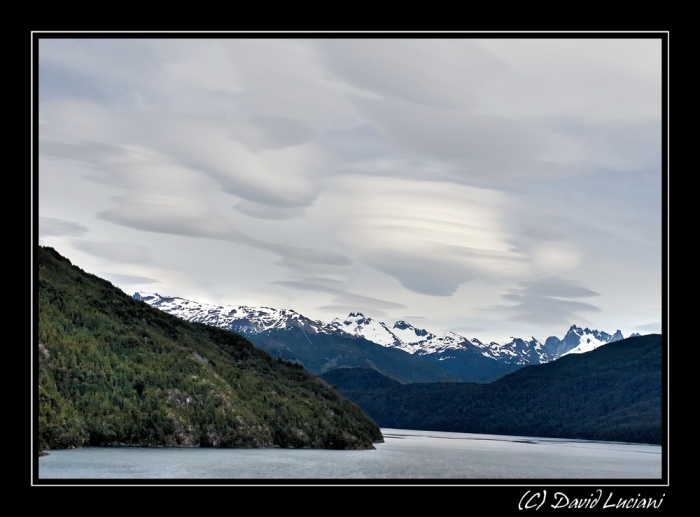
[38, 428, 662, 479]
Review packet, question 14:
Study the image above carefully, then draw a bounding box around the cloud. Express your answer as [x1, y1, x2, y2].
[316, 305, 390, 318]
[247, 116, 317, 149]
[39, 217, 88, 237]
[274, 280, 406, 311]
[163, 42, 245, 94]
[40, 140, 128, 167]
[319, 39, 502, 109]
[540, 117, 661, 173]
[72, 239, 151, 263]
[39, 137, 347, 272]
[100, 194, 351, 268]
[330, 177, 528, 295]
[95, 180, 350, 271]
[636, 321, 661, 332]
[530, 243, 582, 273]
[233, 201, 305, 220]
[499, 277, 601, 326]
[352, 97, 547, 179]
[99, 273, 159, 285]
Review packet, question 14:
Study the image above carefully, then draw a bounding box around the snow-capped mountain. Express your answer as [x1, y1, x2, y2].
[134, 292, 626, 381]
[330, 313, 403, 347]
[543, 325, 624, 360]
[133, 292, 343, 336]
[330, 312, 548, 365]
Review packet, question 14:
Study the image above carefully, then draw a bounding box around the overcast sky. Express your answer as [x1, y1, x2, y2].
[36, 37, 664, 343]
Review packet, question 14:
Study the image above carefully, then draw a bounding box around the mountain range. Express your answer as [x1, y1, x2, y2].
[135, 292, 627, 383]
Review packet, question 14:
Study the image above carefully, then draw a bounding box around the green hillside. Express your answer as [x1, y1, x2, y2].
[37, 246, 382, 452]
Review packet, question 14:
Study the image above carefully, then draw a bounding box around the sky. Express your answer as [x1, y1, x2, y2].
[36, 36, 664, 344]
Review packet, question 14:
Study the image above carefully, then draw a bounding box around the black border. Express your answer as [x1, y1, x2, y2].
[31, 31, 669, 503]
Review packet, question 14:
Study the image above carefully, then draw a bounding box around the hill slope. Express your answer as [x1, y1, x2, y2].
[37, 246, 382, 451]
[321, 334, 662, 444]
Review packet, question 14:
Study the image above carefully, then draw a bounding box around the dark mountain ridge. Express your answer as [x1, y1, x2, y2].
[321, 334, 662, 444]
[37, 246, 382, 451]
[250, 328, 459, 384]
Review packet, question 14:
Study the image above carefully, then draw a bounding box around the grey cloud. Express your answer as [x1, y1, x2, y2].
[39, 217, 89, 237]
[248, 116, 316, 149]
[319, 40, 502, 109]
[352, 97, 545, 177]
[265, 245, 351, 267]
[636, 321, 661, 332]
[316, 305, 388, 318]
[447, 325, 488, 335]
[100, 273, 159, 285]
[272, 258, 352, 279]
[516, 223, 566, 242]
[369, 254, 477, 297]
[159, 118, 322, 208]
[504, 277, 600, 300]
[544, 116, 661, 172]
[39, 61, 118, 105]
[40, 140, 127, 165]
[98, 204, 230, 240]
[499, 278, 601, 326]
[73, 240, 151, 263]
[275, 280, 406, 310]
[273, 280, 342, 294]
[99, 203, 350, 267]
[293, 277, 347, 289]
[233, 201, 305, 220]
[39, 56, 146, 106]
[320, 125, 388, 162]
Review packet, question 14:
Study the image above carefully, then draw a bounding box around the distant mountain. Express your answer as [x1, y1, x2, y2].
[135, 292, 628, 383]
[321, 334, 662, 444]
[133, 294, 458, 383]
[133, 292, 340, 335]
[38, 247, 382, 452]
[244, 328, 459, 384]
[543, 325, 625, 359]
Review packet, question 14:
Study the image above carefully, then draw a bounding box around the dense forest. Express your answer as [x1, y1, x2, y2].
[37, 246, 382, 452]
[322, 334, 662, 444]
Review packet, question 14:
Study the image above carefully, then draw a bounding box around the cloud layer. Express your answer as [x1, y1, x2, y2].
[37, 38, 663, 337]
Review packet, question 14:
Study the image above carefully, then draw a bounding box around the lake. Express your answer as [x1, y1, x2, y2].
[38, 428, 662, 479]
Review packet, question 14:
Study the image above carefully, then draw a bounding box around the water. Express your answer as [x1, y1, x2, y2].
[38, 428, 662, 479]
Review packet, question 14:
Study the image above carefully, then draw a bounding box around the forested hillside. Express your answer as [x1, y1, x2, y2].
[322, 334, 662, 444]
[37, 246, 382, 452]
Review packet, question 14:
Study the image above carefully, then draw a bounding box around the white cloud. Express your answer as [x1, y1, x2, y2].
[531, 243, 581, 273]
[329, 177, 529, 295]
[73, 240, 151, 263]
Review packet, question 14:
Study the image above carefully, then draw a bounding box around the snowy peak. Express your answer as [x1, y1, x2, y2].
[500, 336, 547, 365]
[135, 292, 628, 371]
[610, 330, 624, 342]
[134, 292, 341, 336]
[391, 320, 437, 345]
[331, 313, 402, 347]
[544, 325, 626, 359]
